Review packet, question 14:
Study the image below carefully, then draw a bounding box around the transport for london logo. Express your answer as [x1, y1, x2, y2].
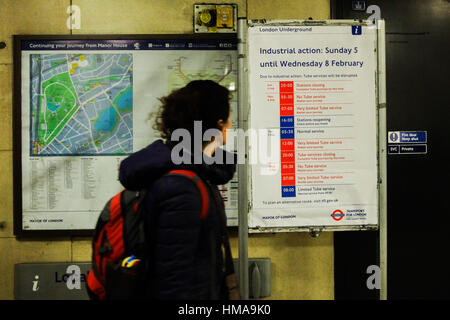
[331, 209, 344, 221]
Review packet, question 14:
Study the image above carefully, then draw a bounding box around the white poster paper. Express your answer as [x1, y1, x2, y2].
[248, 25, 378, 228]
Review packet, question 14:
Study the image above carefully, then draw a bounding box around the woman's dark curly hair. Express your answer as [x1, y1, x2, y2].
[153, 80, 231, 142]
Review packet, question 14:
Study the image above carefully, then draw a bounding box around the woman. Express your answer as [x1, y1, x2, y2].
[118, 80, 238, 300]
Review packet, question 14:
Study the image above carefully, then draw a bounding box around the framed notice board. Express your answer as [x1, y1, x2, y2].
[239, 19, 386, 233]
[12, 34, 238, 236]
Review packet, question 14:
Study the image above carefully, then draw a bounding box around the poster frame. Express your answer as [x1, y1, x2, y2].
[12, 33, 237, 237]
[242, 19, 386, 234]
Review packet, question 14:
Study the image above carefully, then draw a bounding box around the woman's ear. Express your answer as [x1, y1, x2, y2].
[217, 119, 225, 131]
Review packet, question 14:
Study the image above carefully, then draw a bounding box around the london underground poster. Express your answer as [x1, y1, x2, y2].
[248, 24, 379, 227]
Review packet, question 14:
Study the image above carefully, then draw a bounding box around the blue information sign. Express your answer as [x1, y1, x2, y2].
[388, 144, 427, 155]
[388, 131, 427, 144]
[352, 25, 362, 35]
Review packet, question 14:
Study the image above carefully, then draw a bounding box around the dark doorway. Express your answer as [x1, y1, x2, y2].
[332, 0, 450, 300]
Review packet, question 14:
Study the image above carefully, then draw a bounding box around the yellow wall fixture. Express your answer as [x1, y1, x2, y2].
[194, 3, 237, 33]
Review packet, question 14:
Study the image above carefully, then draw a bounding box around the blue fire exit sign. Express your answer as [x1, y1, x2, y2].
[388, 131, 427, 144]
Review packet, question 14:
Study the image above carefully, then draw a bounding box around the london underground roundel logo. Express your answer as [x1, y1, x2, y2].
[331, 209, 344, 221]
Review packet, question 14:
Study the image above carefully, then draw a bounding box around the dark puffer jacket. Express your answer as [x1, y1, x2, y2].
[118, 139, 236, 300]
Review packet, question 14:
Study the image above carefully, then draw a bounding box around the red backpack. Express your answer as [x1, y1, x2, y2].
[86, 169, 209, 300]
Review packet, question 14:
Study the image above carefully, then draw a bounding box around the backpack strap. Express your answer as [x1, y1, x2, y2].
[167, 170, 209, 219]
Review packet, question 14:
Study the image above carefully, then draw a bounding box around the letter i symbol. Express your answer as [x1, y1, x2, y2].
[352, 25, 362, 35]
[32, 275, 40, 292]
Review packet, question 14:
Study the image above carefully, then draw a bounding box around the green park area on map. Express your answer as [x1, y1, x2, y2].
[30, 54, 133, 156]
